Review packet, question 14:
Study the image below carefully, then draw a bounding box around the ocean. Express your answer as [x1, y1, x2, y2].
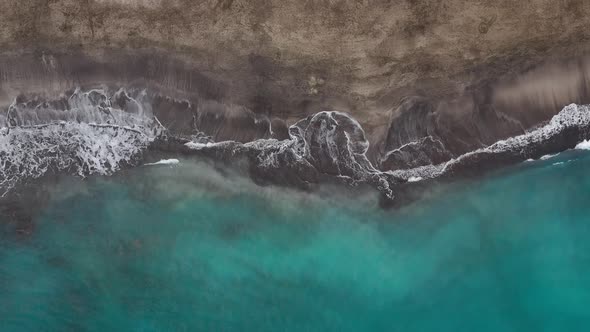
[1, 150, 590, 331]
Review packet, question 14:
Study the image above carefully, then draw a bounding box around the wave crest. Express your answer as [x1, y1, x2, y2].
[0, 88, 163, 196]
[0, 123, 154, 196]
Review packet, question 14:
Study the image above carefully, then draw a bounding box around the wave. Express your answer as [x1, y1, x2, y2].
[179, 103, 590, 203]
[0, 88, 164, 196]
[1, 88, 154, 128]
[540, 154, 559, 160]
[183, 111, 396, 198]
[388, 104, 590, 181]
[3, 88, 590, 206]
[576, 140, 590, 150]
[0, 122, 154, 196]
[144, 159, 180, 166]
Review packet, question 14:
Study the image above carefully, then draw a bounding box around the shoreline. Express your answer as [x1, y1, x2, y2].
[3, 100, 590, 211]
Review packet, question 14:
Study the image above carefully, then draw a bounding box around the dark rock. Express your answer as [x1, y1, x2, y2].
[380, 136, 453, 170]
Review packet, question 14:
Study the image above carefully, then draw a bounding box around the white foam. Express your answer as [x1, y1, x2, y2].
[9, 89, 156, 130]
[167, 104, 590, 199]
[576, 140, 590, 150]
[0, 88, 164, 197]
[540, 154, 558, 160]
[0, 122, 153, 196]
[185, 141, 218, 150]
[145, 159, 180, 166]
[553, 159, 575, 166]
[381, 136, 446, 162]
[391, 104, 590, 181]
[183, 110, 394, 198]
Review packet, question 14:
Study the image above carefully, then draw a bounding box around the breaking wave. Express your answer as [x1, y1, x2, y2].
[183, 111, 396, 198]
[0, 88, 163, 196]
[3, 87, 590, 205]
[390, 104, 590, 181]
[144, 159, 181, 166]
[576, 140, 590, 150]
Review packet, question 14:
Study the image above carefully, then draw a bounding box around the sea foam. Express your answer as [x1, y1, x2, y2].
[576, 140, 590, 150]
[0, 122, 153, 196]
[540, 154, 559, 160]
[0, 88, 162, 196]
[145, 159, 180, 166]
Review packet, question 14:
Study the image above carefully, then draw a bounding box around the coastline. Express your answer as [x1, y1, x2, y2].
[2, 88, 590, 210]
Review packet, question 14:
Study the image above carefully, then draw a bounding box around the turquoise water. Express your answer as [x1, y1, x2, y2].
[2, 152, 590, 331]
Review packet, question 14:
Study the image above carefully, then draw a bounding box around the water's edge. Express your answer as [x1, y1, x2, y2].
[2, 88, 590, 209]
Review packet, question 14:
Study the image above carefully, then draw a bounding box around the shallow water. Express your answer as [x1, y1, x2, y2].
[2, 151, 590, 331]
